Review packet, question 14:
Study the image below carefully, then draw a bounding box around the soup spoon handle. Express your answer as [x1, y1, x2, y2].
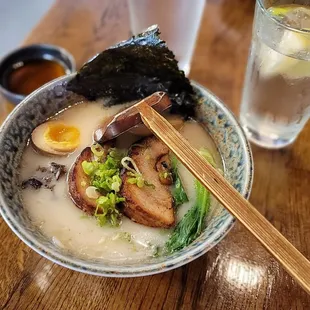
[135, 100, 310, 295]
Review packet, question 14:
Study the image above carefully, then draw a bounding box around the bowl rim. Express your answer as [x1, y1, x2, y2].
[0, 74, 253, 277]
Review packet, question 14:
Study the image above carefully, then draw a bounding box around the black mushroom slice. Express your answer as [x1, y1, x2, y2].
[68, 147, 97, 214]
[21, 178, 43, 190]
[22, 162, 67, 191]
[50, 162, 67, 180]
[121, 136, 175, 228]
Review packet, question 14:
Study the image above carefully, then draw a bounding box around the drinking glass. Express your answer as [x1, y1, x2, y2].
[128, 0, 206, 76]
[240, 0, 310, 149]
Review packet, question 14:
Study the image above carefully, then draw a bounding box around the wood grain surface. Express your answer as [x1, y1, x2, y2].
[1, 0, 310, 309]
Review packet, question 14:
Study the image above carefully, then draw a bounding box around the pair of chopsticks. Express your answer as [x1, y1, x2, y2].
[134, 98, 310, 295]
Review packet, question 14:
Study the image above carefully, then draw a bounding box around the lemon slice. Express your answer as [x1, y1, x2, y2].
[269, 4, 310, 29]
[259, 32, 305, 78]
[259, 5, 310, 79]
[268, 4, 302, 19]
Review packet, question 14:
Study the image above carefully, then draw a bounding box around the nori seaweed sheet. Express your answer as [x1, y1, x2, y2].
[66, 25, 196, 117]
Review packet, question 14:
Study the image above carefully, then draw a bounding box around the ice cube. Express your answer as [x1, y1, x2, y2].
[282, 6, 310, 29]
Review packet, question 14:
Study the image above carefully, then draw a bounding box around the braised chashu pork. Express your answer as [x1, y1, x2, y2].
[68, 144, 111, 215]
[121, 136, 175, 228]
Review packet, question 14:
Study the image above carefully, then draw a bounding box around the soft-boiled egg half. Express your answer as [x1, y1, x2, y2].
[31, 121, 80, 156]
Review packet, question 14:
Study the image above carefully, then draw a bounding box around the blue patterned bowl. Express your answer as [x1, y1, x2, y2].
[0, 74, 253, 277]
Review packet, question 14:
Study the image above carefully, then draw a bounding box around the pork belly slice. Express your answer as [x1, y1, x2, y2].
[121, 136, 175, 228]
[68, 147, 96, 214]
[68, 144, 111, 215]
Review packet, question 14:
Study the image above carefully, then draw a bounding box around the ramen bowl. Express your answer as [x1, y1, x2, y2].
[0, 74, 253, 277]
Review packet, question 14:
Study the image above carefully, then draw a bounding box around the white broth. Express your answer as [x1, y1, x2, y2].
[21, 101, 222, 263]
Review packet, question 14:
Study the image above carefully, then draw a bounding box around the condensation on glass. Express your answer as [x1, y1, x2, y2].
[240, 0, 310, 149]
[128, 0, 205, 76]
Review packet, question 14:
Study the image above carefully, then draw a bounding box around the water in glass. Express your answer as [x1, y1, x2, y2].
[240, 2, 310, 148]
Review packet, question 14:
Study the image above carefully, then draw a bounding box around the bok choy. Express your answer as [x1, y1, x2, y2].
[166, 149, 215, 253]
[171, 155, 188, 207]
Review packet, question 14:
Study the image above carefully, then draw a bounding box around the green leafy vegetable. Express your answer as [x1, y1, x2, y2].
[166, 149, 215, 253]
[166, 181, 210, 252]
[171, 155, 188, 207]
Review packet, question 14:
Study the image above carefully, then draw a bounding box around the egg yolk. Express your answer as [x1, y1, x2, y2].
[44, 123, 80, 152]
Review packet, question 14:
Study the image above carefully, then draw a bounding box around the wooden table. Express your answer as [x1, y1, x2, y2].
[1, 0, 310, 309]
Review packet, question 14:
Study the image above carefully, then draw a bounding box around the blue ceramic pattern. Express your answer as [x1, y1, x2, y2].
[0, 75, 253, 277]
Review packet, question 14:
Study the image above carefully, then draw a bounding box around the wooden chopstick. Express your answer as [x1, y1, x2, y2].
[135, 100, 310, 294]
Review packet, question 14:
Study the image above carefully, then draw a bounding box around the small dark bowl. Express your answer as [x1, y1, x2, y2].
[0, 44, 76, 105]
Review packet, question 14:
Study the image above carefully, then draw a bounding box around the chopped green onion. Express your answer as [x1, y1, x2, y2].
[144, 180, 155, 189]
[95, 193, 125, 227]
[112, 232, 132, 242]
[82, 161, 98, 175]
[122, 157, 153, 189]
[159, 171, 171, 179]
[81, 148, 126, 227]
[82, 149, 124, 193]
[85, 186, 100, 199]
[91, 143, 105, 158]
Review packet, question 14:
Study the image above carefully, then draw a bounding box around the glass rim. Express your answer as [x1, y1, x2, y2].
[257, 0, 310, 34]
